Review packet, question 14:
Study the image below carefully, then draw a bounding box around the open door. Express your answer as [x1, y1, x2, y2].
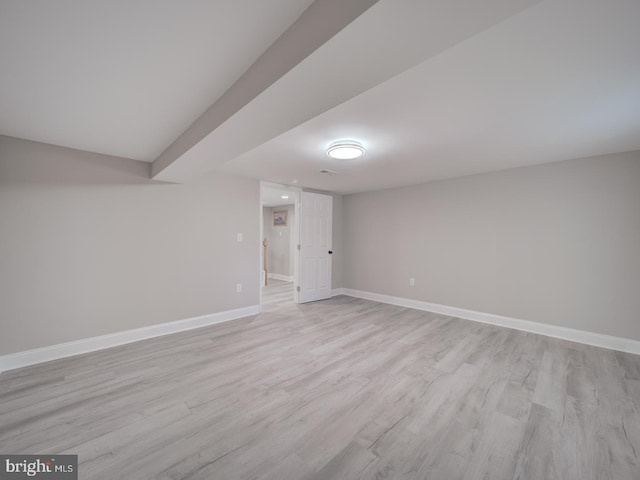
[298, 191, 332, 303]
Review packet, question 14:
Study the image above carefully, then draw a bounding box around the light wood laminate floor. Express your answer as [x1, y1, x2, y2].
[1, 285, 639, 479]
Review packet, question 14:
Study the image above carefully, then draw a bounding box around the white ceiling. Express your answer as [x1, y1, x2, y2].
[262, 186, 295, 208]
[153, 0, 541, 181]
[217, 0, 640, 193]
[1, 0, 639, 195]
[0, 0, 314, 160]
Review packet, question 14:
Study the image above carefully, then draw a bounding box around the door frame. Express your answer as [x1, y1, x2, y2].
[259, 181, 302, 309]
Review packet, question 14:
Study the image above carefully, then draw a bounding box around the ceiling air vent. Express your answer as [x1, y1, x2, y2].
[318, 169, 337, 175]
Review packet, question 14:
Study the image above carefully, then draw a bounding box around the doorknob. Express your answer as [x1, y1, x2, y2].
[328, 250, 333, 254]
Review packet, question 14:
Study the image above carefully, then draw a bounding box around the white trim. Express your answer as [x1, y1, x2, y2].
[341, 289, 640, 355]
[0, 305, 260, 373]
[259, 184, 264, 308]
[268, 273, 294, 282]
[332, 288, 345, 296]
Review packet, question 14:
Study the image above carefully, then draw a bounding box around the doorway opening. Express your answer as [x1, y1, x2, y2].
[260, 182, 300, 311]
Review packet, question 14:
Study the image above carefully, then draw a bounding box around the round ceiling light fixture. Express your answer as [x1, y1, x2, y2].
[326, 141, 365, 160]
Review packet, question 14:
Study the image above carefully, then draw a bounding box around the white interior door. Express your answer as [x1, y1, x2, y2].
[298, 192, 332, 303]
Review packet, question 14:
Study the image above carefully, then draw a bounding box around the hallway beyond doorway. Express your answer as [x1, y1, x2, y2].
[262, 279, 295, 312]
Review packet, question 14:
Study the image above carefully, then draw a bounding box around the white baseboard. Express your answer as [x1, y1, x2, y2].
[268, 273, 293, 282]
[0, 305, 260, 373]
[340, 289, 640, 355]
[332, 288, 345, 297]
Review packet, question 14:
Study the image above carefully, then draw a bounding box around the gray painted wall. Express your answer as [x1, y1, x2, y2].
[343, 151, 640, 341]
[3, 133, 636, 358]
[0, 136, 259, 355]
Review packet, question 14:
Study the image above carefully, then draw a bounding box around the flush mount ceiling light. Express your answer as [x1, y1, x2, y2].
[281, 195, 289, 199]
[326, 141, 365, 160]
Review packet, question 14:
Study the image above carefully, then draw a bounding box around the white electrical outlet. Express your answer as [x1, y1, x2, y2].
[237, 233, 243, 242]
[236, 283, 242, 293]
[409, 278, 415, 286]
